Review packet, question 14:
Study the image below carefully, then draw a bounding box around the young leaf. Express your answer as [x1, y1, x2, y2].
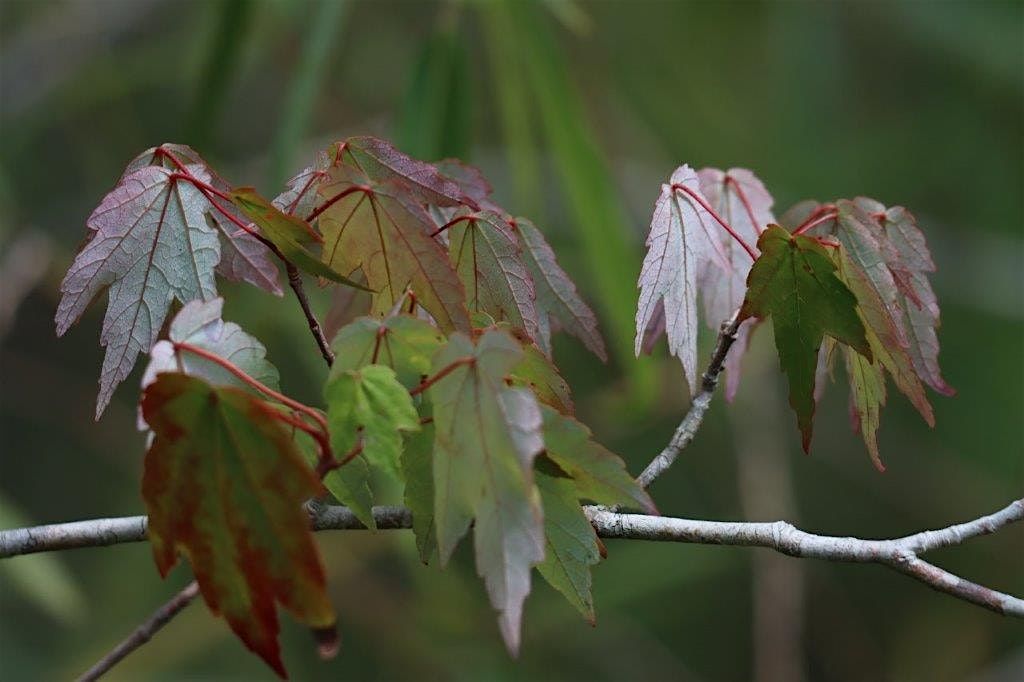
[127, 144, 282, 295]
[512, 217, 607, 361]
[316, 168, 470, 332]
[324, 365, 420, 482]
[635, 165, 729, 391]
[447, 210, 541, 343]
[697, 168, 774, 400]
[834, 200, 909, 346]
[534, 471, 602, 624]
[427, 330, 545, 654]
[540, 406, 656, 512]
[329, 314, 445, 390]
[338, 136, 475, 208]
[229, 187, 370, 290]
[141, 297, 279, 400]
[739, 226, 871, 452]
[56, 164, 222, 418]
[141, 373, 335, 678]
[843, 343, 887, 470]
[863, 200, 954, 397]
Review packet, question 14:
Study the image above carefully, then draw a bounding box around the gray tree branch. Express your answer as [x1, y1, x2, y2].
[2, 500, 1021, 618]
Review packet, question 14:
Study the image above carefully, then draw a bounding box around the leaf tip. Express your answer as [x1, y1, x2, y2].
[312, 625, 340, 660]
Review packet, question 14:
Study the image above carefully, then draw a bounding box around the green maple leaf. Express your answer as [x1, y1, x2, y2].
[323, 365, 420, 528]
[739, 225, 870, 452]
[534, 471, 602, 624]
[141, 373, 335, 678]
[401, 411, 437, 564]
[427, 329, 544, 654]
[329, 314, 446, 390]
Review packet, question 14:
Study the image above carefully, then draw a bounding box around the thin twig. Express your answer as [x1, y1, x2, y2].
[76, 581, 200, 682]
[636, 312, 742, 489]
[3, 501, 1022, 618]
[287, 263, 335, 366]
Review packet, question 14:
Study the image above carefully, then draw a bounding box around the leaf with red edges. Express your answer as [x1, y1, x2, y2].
[317, 167, 470, 332]
[339, 136, 476, 208]
[56, 163, 222, 418]
[141, 373, 335, 678]
[513, 217, 607, 361]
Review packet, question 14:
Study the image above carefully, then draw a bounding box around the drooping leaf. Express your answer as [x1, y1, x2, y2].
[512, 217, 607, 361]
[338, 136, 475, 208]
[401, 409, 437, 563]
[329, 314, 445, 390]
[127, 144, 282, 295]
[834, 200, 909, 346]
[540, 406, 656, 512]
[140, 297, 279, 401]
[56, 164, 222, 418]
[141, 373, 335, 677]
[697, 168, 774, 400]
[842, 342, 887, 471]
[324, 364, 420, 482]
[317, 167, 470, 332]
[835, 242, 935, 428]
[865, 200, 954, 397]
[534, 471, 601, 624]
[229, 187, 371, 290]
[447, 210, 541, 343]
[427, 329, 545, 654]
[635, 165, 729, 391]
[739, 226, 871, 452]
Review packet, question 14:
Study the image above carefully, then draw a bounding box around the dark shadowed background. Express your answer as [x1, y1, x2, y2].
[1, 1, 1022, 680]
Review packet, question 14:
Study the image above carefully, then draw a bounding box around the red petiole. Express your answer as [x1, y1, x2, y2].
[429, 214, 475, 238]
[724, 175, 764, 236]
[306, 185, 372, 223]
[792, 210, 839, 236]
[409, 356, 475, 396]
[672, 184, 759, 261]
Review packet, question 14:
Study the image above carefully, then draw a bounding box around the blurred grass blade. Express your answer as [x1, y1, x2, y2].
[396, 13, 472, 161]
[187, 0, 255, 148]
[268, 0, 349, 187]
[0, 495, 85, 624]
[494, 1, 653, 399]
[480, 1, 542, 215]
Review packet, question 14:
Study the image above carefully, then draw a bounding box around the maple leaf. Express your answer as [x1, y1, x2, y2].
[229, 187, 370, 290]
[534, 471, 602, 624]
[126, 144, 282, 295]
[56, 164, 223, 418]
[697, 168, 775, 401]
[509, 344, 575, 415]
[739, 226, 870, 452]
[427, 329, 545, 654]
[274, 150, 333, 220]
[401, 412, 437, 563]
[141, 372, 335, 678]
[861, 199, 954, 397]
[512, 217, 607, 361]
[446, 210, 541, 342]
[635, 165, 729, 391]
[338, 136, 476, 208]
[843, 342, 887, 470]
[140, 297, 279, 402]
[316, 166, 470, 332]
[329, 314, 446, 390]
[540, 407, 655, 512]
[323, 364, 420, 526]
[434, 158, 495, 207]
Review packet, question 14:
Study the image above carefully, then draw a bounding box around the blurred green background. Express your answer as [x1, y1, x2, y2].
[1, 0, 1022, 680]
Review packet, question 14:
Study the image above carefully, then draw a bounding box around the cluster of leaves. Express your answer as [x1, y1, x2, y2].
[57, 138, 649, 676]
[636, 166, 952, 469]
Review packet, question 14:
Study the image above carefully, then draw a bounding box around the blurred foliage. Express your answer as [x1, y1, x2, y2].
[0, 0, 1021, 680]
